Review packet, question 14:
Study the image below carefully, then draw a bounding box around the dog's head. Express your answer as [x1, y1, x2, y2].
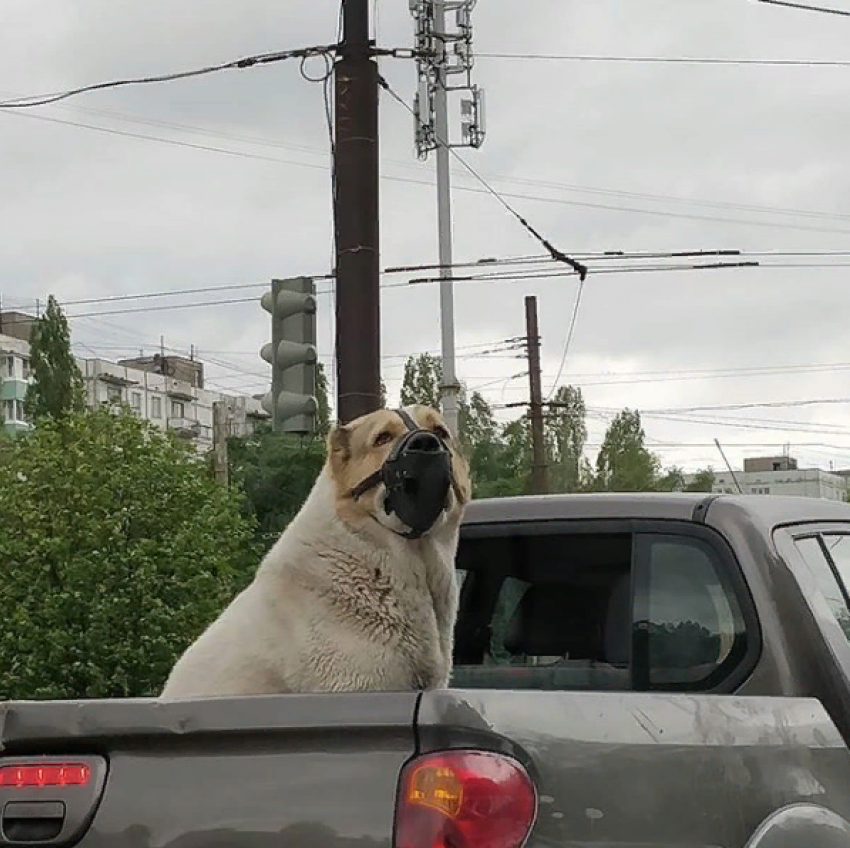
[328, 405, 471, 538]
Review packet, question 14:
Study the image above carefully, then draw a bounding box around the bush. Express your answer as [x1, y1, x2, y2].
[0, 409, 262, 699]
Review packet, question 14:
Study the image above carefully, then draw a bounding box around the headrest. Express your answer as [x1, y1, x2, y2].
[503, 583, 602, 658]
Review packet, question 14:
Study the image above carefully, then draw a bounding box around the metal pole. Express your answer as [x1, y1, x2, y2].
[434, 0, 460, 436]
[212, 400, 229, 487]
[714, 438, 744, 494]
[525, 296, 548, 494]
[335, 0, 381, 424]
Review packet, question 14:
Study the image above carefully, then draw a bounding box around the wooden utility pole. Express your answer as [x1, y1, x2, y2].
[525, 296, 548, 494]
[212, 401, 229, 487]
[334, 0, 381, 424]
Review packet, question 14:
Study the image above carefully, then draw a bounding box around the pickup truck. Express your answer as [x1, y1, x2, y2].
[5, 492, 850, 848]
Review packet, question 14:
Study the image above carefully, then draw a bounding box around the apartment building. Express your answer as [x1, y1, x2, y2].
[684, 455, 849, 502]
[0, 334, 32, 435]
[0, 325, 268, 447]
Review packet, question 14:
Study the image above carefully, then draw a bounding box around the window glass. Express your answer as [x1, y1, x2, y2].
[796, 536, 850, 643]
[451, 532, 633, 692]
[150, 396, 162, 419]
[639, 535, 748, 690]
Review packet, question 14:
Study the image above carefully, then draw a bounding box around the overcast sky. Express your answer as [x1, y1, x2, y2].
[2, 0, 850, 473]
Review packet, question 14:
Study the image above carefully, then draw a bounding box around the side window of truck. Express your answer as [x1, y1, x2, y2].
[452, 528, 751, 694]
[635, 534, 749, 691]
[794, 535, 850, 642]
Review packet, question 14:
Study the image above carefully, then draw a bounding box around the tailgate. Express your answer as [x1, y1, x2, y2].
[417, 689, 850, 848]
[0, 692, 418, 848]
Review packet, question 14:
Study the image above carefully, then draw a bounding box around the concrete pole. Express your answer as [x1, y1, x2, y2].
[434, 0, 461, 436]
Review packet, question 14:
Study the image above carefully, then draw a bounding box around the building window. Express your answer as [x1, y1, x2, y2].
[106, 385, 122, 404]
[150, 396, 162, 419]
[131, 392, 142, 412]
[21, 358, 30, 379]
[3, 356, 14, 378]
[171, 400, 185, 418]
[2, 399, 13, 421]
[15, 400, 25, 422]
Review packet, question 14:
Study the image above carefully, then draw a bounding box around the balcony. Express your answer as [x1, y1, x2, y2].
[167, 416, 201, 438]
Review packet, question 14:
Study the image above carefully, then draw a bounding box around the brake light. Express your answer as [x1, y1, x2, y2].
[0, 763, 91, 788]
[394, 750, 537, 848]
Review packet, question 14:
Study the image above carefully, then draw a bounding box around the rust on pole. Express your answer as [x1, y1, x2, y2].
[334, 0, 381, 424]
[525, 295, 548, 494]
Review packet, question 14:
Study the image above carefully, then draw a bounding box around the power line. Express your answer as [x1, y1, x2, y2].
[477, 52, 850, 66]
[376, 74, 588, 280]
[0, 44, 338, 109]
[757, 0, 850, 17]
[545, 277, 585, 402]
[13, 94, 850, 227]
[7, 108, 850, 236]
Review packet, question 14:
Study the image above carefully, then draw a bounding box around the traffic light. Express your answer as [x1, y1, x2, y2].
[260, 277, 318, 434]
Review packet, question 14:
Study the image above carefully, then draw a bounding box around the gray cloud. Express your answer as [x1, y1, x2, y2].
[3, 0, 850, 472]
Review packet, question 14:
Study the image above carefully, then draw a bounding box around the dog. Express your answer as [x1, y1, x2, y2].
[159, 405, 471, 699]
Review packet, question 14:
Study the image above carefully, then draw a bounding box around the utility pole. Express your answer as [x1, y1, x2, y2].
[433, 0, 460, 437]
[212, 401, 229, 487]
[335, 0, 381, 424]
[525, 295, 548, 495]
[714, 438, 744, 494]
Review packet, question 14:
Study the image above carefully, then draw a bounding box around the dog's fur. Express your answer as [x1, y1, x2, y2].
[160, 405, 471, 699]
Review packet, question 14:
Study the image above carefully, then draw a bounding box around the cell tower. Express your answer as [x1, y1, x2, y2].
[408, 0, 486, 436]
[410, 0, 486, 159]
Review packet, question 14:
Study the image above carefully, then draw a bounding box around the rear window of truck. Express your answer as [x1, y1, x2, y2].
[451, 527, 753, 694]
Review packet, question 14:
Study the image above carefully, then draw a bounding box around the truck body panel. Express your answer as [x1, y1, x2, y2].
[0, 693, 419, 848]
[417, 689, 850, 848]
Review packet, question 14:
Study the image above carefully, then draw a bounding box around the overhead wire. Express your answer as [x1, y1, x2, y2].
[476, 52, 850, 66]
[756, 0, 850, 17]
[376, 74, 588, 280]
[0, 44, 338, 109]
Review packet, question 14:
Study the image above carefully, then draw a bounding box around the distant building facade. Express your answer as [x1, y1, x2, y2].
[684, 455, 848, 502]
[1, 320, 269, 446]
[0, 334, 32, 435]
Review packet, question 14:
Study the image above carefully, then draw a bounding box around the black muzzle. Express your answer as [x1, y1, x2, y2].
[350, 409, 455, 539]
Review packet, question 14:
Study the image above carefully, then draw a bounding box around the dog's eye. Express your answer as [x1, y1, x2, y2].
[373, 431, 393, 447]
[433, 426, 450, 441]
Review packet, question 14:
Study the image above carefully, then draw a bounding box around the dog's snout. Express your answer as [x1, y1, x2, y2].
[407, 432, 443, 453]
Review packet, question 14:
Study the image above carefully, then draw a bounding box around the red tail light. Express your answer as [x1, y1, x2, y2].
[394, 750, 537, 848]
[0, 763, 91, 788]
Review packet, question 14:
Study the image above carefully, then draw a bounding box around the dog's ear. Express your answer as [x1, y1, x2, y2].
[328, 422, 352, 463]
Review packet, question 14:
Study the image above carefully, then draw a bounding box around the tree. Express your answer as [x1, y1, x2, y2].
[315, 361, 331, 436]
[684, 467, 716, 492]
[228, 429, 326, 549]
[24, 295, 85, 423]
[546, 385, 589, 493]
[400, 353, 442, 409]
[0, 408, 261, 700]
[594, 409, 661, 492]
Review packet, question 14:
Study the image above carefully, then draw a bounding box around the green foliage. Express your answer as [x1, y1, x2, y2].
[0, 408, 261, 700]
[401, 352, 442, 409]
[684, 467, 716, 492]
[24, 296, 85, 424]
[228, 429, 326, 549]
[546, 385, 589, 493]
[315, 361, 331, 437]
[594, 409, 661, 492]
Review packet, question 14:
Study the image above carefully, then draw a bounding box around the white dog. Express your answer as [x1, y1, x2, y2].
[160, 405, 471, 699]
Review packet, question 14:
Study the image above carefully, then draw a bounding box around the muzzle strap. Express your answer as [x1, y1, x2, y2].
[396, 408, 419, 431]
